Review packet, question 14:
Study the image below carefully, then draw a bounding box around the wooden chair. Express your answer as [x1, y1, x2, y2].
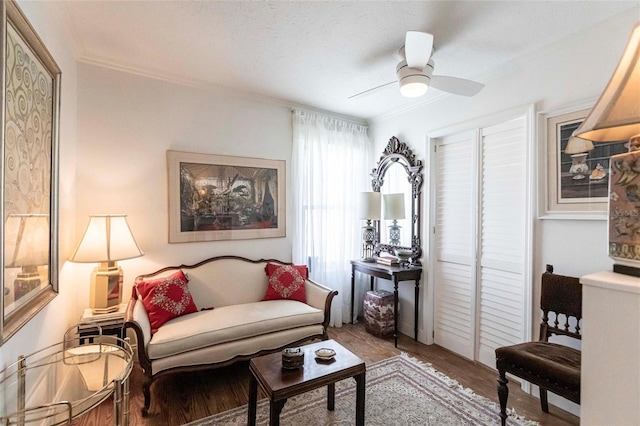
[495, 265, 581, 425]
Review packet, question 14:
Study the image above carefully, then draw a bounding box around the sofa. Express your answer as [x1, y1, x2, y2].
[124, 255, 337, 416]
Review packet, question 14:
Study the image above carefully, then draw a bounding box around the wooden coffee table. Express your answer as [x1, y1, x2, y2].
[248, 339, 366, 426]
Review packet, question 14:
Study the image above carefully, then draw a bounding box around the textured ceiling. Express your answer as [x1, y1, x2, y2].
[60, 1, 639, 120]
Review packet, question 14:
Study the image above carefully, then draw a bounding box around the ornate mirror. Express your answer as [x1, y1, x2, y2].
[371, 137, 423, 264]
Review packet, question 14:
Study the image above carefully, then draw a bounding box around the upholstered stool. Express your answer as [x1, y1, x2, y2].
[363, 290, 394, 337]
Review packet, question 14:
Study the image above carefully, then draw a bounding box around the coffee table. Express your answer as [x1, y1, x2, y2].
[248, 339, 366, 426]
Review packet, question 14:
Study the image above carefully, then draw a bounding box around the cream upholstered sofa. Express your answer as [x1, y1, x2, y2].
[124, 255, 337, 416]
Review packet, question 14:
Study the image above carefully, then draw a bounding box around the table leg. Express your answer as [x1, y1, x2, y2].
[122, 375, 131, 426]
[370, 276, 374, 292]
[248, 375, 258, 426]
[269, 399, 286, 426]
[351, 268, 356, 324]
[414, 278, 419, 341]
[355, 371, 366, 426]
[394, 278, 399, 348]
[327, 383, 335, 411]
[114, 379, 122, 426]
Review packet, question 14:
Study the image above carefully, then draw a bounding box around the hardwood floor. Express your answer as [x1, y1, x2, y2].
[73, 322, 579, 425]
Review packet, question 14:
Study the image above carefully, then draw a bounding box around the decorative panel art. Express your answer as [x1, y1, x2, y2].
[1, 0, 61, 344]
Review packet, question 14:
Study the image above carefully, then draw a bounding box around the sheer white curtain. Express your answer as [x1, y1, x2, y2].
[292, 109, 372, 327]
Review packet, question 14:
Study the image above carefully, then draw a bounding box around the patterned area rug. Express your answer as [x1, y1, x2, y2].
[186, 353, 538, 426]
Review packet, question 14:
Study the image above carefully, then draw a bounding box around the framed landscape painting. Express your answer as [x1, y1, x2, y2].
[167, 150, 285, 243]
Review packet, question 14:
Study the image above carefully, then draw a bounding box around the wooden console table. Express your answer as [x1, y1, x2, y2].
[350, 260, 422, 347]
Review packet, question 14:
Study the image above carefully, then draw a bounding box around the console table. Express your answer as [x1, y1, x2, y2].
[350, 260, 422, 347]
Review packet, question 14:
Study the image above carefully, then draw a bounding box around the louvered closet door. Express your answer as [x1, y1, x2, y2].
[476, 117, 527, 367]
[433, 114, 530, 368]
[433, 131, 477, 360]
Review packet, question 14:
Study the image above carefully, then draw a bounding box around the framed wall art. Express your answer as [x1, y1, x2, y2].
[167, 150, 285, 243]
[540, 101, 627, 219]
[1, 0, 61, 344]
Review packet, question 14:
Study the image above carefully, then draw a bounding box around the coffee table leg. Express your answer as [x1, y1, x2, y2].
[248, 375, 258, 426]
[270, 399, 286, 426]
[355, 371, 366, 426]
[327, 383, 335, 411]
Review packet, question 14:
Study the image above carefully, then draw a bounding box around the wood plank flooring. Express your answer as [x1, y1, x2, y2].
[73, 322, 579, 425]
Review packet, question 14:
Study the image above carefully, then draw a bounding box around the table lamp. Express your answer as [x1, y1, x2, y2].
[383, 193, 405, 246]
[70, 214, 143, 314]
[359, 192, 381, 262]
[3, 214, 49, 300]
[572, 23, 640, 276]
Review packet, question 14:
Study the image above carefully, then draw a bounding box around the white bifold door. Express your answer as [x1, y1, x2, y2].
[432, 114, 532, 368]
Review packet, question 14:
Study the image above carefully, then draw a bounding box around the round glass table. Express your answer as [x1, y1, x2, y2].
[0, 326, 133, 425]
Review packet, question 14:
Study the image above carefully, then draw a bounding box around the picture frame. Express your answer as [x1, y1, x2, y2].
[539, 100, 627, 219]
[167, 150, 285, 243]
[1, 0, 61, 344]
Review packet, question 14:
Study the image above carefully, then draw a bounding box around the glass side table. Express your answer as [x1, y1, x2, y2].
[0, 325, 133, 425]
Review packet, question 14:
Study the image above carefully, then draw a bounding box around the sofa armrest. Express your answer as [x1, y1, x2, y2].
[124, 296, 153, 374]
[304, 279, 338, 336]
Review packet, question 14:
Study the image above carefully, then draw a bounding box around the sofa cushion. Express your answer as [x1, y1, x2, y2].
[136, 270, 198, 334]
[263, 263, 308, 302]
[147, 299, 323, 359]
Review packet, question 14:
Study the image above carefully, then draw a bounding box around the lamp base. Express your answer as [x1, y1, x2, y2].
[14, 266, 42, 300]
[90, 261, 123, 314]
[608, 148, 640, 276]
[362, 220, 377, 262]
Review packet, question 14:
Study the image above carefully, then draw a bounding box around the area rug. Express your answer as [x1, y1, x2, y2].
[186, 353, 538, 425]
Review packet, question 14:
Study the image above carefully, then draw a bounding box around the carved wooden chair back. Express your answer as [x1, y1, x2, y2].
[539, 266, 582, 342]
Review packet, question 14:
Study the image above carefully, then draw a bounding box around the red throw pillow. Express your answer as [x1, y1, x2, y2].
[136, 270, 198, 334]
[263, 263, 308, 302]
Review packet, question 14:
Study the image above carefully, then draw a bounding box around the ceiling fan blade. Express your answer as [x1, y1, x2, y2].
[348, 81, 397, 99]
[405, 31, 433, 69]
[430, 75, 485, 97]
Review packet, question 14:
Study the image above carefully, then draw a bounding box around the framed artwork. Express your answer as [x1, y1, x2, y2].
[1, 0, 61, 344]
[167, 150, 285, 243]
[540, 102, 627, 219]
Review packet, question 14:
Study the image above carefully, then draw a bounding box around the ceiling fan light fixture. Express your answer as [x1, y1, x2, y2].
[399, 76, 429, 97]
[396, 59, 432, 98]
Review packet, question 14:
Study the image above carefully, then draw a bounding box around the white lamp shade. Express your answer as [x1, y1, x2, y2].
[383, 193, 406, 220]
[4, 214, 49, 267]
[359, 192, 381, 220]
[70, 214, 143, 263]
[574, 23, 640, 142]
[564, 136, 595, 154]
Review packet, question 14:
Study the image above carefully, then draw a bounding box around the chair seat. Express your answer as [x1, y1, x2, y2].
[496, 342, 581, 390]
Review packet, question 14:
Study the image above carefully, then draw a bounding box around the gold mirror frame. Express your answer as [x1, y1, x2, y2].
[0, 0, 60, 344]
[371, 136, 423, 264]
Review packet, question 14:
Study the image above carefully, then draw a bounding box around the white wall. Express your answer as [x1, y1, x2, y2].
[74, 65, 294, 306]
[0, 1, 78, 365]
[369, 11, 638, 344]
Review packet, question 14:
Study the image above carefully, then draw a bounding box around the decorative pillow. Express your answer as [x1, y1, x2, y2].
[263, 263, 308, 303]
[136, 270, 198, 334]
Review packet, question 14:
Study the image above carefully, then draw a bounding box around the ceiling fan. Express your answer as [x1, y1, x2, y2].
[349, 31, 485, 99]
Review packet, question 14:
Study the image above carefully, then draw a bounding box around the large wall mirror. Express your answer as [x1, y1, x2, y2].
[1, 0, 60, 344]
[371, 136, 423, 264]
